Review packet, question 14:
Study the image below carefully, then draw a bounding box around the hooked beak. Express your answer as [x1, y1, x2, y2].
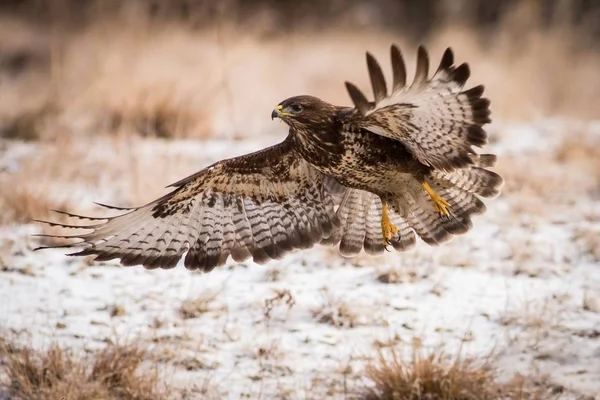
[271, 104, 293, 120]
[271, 106, 281, 120]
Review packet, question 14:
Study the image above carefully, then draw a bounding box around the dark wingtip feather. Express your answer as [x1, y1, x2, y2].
[93, 202, 136, 211]
[34, 219, 67, 227]
[144, 254, 181, 270]
[391, 234, 416, 252]
[472, 98, 492, 124]
[437, 47, 454, 74]
[443, 215, 473, 235]
[463, 84, 485, 99]
[34, 219, 100, 230]
[32, 233, 85, 240]
[452, 63, 470, 86]
[339, 240, 362, 258]
[475, 169, 504, 198]
[364, 241, 385, 255]
[477, 154, 497, 168]
[467, 126, 488, 147]
[249, 248, 272, 265]
[412, 45, 429, 85]
[421, 231, 451, 246]
[77, 250, 118, 261]
[452, 154, 476, 170]
[120, 253, 147, 267]
[472, 98, 490, 110]
[345, 81, 371, 115]
[433, 151, 476, 171]
[463, 84, 491, 124]
[366, 52, 388, 103]
[34, 242, 81, 251]
[52, 209, 109, 221]
[390, 44, 406, 92]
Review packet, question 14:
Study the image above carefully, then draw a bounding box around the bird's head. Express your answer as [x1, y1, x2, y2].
[271, 95, 337, 130]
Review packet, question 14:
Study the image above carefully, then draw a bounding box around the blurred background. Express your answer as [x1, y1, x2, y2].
[1, 0, 599, 142]
[1, 1, 599, 398]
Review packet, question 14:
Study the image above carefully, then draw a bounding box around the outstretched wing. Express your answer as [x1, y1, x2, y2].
[345, 46, 491, 171]
[36, 138, 340, 272]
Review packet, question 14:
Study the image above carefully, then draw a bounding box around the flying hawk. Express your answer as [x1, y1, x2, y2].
[37, 45, 503, 272]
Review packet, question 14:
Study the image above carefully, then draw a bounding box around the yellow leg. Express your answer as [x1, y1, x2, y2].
[381, 202, 399, 246]
[423, 182, 451, 216]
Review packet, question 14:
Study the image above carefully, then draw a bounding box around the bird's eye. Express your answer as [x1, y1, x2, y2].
[291, 104, 303, 113]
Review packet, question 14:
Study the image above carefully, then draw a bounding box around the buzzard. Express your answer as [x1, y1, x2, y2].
[37, 45, 503, 272]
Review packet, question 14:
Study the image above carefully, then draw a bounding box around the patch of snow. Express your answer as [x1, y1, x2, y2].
[1, 121, 600, 398]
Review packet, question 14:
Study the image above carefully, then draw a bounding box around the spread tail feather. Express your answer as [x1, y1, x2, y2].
[323, 189, 416, 257]
[432, 155, 504, 199]
[397, 185, 487, 246]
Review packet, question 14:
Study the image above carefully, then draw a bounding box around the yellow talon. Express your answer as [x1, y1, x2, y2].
[381, 202, 399, 246]
[423, 182, 451, 216]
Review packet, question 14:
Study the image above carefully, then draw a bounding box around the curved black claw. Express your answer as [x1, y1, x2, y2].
[383, 236, 395, 252]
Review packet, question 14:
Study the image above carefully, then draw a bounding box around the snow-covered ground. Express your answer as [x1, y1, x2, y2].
[1, 119, 599, 398]
[1, 15, 599, 397]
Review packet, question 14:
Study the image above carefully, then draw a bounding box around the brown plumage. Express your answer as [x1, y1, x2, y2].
[36, 45, 503, 272]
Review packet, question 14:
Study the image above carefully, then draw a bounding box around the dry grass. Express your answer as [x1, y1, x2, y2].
[108, 303, 126, 318]
[178, 291, 222, 320]
[263, 265, 286, 282]
[572, 227, 600, 262]
[311, 291, 360, 328]
[359, 343, 552, 400]
[499, 295, 569, 349]
[499, 299, 556, 330]
[0, 103, 56, 141]
[260, 289, 296, 330]
[495, 155, 567, 206]
[0, 137, 79, 226]
[0, 3, 598, 149]
[99, 89, 212, 140]
[263, 289, 295, 319]
[582, 291, 600, 313]
[494, 129, 600, 221]
[361, 347, 496, 400]
[0, 334, 169, 400]
[0, 186, 71, 226]
[376, 266, 423, 284]
[553, 131, 600, 196]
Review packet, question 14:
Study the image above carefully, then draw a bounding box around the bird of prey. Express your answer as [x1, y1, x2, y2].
[37, 45, 503, 272]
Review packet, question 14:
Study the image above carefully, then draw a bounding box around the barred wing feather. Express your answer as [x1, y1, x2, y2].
[345, 46, 492, 171]
[36, 140, 340, 272]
